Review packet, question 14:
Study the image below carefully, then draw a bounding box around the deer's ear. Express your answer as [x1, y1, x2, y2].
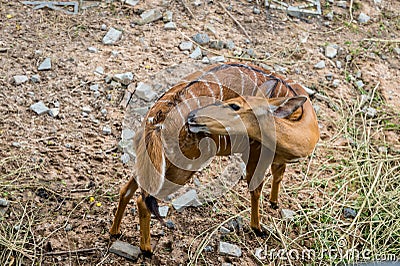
[256, 79, 278, 97]
[269, 96, 307, 118]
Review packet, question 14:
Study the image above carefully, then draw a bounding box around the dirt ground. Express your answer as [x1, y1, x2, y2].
[0, 0, 399, 265]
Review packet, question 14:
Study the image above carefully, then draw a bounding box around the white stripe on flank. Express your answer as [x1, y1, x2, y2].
[251, 69, 258, 95]
[210, 72, 223, 100]
[175, 105, 185, 122]
[277, 82, 282, 96]
[237, 67, 246, 95]
[188, 89, 200, 107]
[216, 135, 221, 154]
[222, 135, 227, 151]
[180, 94, 192, 113]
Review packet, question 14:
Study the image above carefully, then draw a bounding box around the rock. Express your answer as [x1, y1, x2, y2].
[255, 248, 264, 260]
[378, 146, 387, 153]
[152, 206, 169, 218]
[303, 86, 316, 96]
[246, 48, 257, 58]
[0, 198, 9, 207]
[343, 207, 357, 218]
[358, 13, 370, 24]
[325, 73, 333, 81]
[134, 9, 163, 25]
[179, 41, 193, 51]
[219, 226, 231, 234]
[164, 22, 176, 30]
[172, 189, 202, 212]
[225, 40, 235, 50]
[355, 80, 364, 89]
[204, 24, 217, 36]
[102, 27, 122, 45]
[101, 24, 107, 31]
[163, 10, 173, 22]
[204, 245, 213, 252]
[87, 46, 98, 53]
[273, 64, 287, 74]
[201, 57, 210, 64]
[222, 264, 233, 266]
[90, 84, 99, 91]
[165, 220, 175, 229]
[38, 58, 51, 71]
[189, 46, 202, 59]
[13, 75, 29, 85]
[81, 106, 92, 114]
[336, 60, 342, 69]
[31, 74, 40, 83]
[313, 104, 321, 114]
[332, 79, 340, 88]
[281, 209, 296, 220]
[113, 72, 134, 86]
[365, 107, 377, 118]
[325, 44, 338, 58]
[192, 33, 210, 45]
[94, 91, 101, 98]
[209, 40, 225, 50]
[94, 66, 104, 75]
[393, 47, 400, 55]
[120, 153, 130, 164]
[135, 82, 157, 102]
[125, 0, 139, 6]
[121, 129, 135, 140]
[253, 7, 260, 14]
[65, 224, 73, 231]
[48, 108, 59, 117]
[314, 60, 326, 69]
[12, 142, 21, 147]
[30, 101, 49, 115]
[260, 63, 273, 71]
[102, 126, 112, 135]
[326, 11, 334, 20]
[209, 55, 225, 64]
[109, 240, 141, 261]
[337, 1, 347, 8]
[219, 241, 242, 257]
[133, 106, 150, 116]
[111, 50, 119, 57]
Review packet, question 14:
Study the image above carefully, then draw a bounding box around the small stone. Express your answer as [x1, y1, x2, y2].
[225, 40, 235, 50]
[209, 55, 225, 64]
[332, 79, 340, 88]
[303, 86, 316, 96]
[100, 108, 107, 115]
[135, 9, 163, 25]
[246, 48, 257, 58]
[336, 60, 342, 69]
[343, 207, 357, 218]
[125, 0, 139, 6]
[253, 7, 260, 14]
[273, 64, 287, 74]
[87, 46, 98, 53]
[346, 55, 352, 62]
[204, 246, 213, 252]
[102, 27, 122, 45]
[94, 66, 104, 75]
[165, 220, 175, 229]
[0, 198, 9, 207]
[378, 146, 387, 153]
[65, 224, 73, 231]
[326, 11, 334, 21]
[209, 40, 225, 50]
[358, 13, 370, 24]
[90, 84, 99, 91]
[31, 74, 40, 83]
[13, 75, 29, 85]
[204, 24, 217, 36]
[164, 22, 176, 30]
[219, 226, 231, 234]
[109, 240, 141, 261]
[325, 73, 333, 81]
[355, 80, 364, 89]
[81, 106, 92, 114]
[337, 1, 347, 8]
[172, 189, 202, 212]
[100, 24, 107, 31]
[38, 58, 51, 71]
[102, 126, 112, 135]
[374, 0, 382, 3]
[156, 206, 169, 218]
[313, 104, 321, 114]
[30, 101, 49, 115]
[325, 44, 338, 58]
[365, 107, 377, 118]
[179, 41, 193, 51]
[122, 129, 135, 140]
[113, 72, 134, 86]
[12, 142, 21, 147]
[94, 91, 101, 98]
[201, 57, 210, 64]
[281, 209, 296, 220]
[111, 50, 119, 57]
[120, 153, 130, 164]
[393, 47, 400, 55]
[48, 108, 59, 117]
[135, 82, 157, 102]
[255, 248, 264, 260]
[163, 10, 173, 22]
[314, 60, 326, 69]
[219, 241, 242, 257]
[192, 33, 210, 45]
[189, 46, 202, 59]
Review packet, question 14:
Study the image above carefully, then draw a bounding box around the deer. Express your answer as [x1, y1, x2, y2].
[109, 62, 320, 255]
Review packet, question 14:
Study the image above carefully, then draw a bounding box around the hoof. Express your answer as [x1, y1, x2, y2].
[252, 228, 268, 238]
[141, 250, 153, 258]
[109, 232, 121, 238]
[270, 201, 279, 210]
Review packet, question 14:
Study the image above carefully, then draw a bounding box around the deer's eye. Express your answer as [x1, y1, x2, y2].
[228, 103, 241, 111]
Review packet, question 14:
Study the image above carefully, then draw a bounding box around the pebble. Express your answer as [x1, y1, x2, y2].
[253, 7, 260, 14]
[133, 106, 150, 116]
[113, 72, 134, 86]
[179, 41, 193, 51]
[94, 91, 101, 98]
[225, 40, 235, 50]
[314, 60, 326, 69]
[343, 207, 357, 218]
[378, 146, 387, 153]
[111, 50, 119, 57]
[337, 1, 347, 8]
[38, 58, 51, 71]
[90, 84, 99, 91]
[0, 198, 9, 207]
[204, 245, 213, 252]
[201, 57, 210, 64]
[12, 142, 21, 147]
[336, 60, 342, 69]
[325, 73, 333, 81]
[219, 241, 242, 257]
[205, 23, 217, 36]
[165, 220, 175, 229]
[135, 82, 157, 102]
[94, 66, 104, 75]
[192, 33, 210, 45]
[313, 104, 321, 114]
[137, 9, 163, 25]
[31, 74, 40, 83]
[163, 10, 173, 22]
[158, 206, 169, 218]
[273, 64, 287, 74]
[246, 48, 257, 58]
[100, 24, 107, 31]
[365, 107, 377, 118]
[326, 11, 334, 20]
[120, 153, 130, 164]
[48, 108, 59, 117]
[332, 79, 340, 88]
[125, 0, 139, 6]
[355, 80, 364, 89]
[255, 248, 264, 260]
[100, 109, 107, 116]
[325, 44, 338, 58]
[189, 46, 202, 59]
[219, 226, 231, 234]
[358, 13, 370, 24]
[109, 240, 141, 261]
[87, 46, 98, 53]
[122, 129, 135, 140]
[13, 75, 29, 85]
[172, 189, 202, 212]
[209, 55, 225, 64]
[303, 86, 316, 96]
[30, 101, 49, 115]
[393, 47, 400, 55]
[65, 224, 73, 231]
[164, 22, 176, 30]
[281, 209, 296, 220]
[209, 40, 225, 50]
[346, 55, 352, 62]
[81, 106, 92, 114]
[102, 27, 122, 45]
[102, 126, 112, 135]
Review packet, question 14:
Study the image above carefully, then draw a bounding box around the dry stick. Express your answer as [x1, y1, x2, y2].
[349, 0, 354, 24]
[218, 2, 252, 41]
[363, 38, 400, 43]
[44, 247, 100, 256]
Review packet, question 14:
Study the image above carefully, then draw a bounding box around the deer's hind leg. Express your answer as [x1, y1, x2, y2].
[269, 163, 286, 209]
[110, 176, 138, 236]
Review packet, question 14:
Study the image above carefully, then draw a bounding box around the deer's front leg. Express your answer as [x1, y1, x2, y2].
[110, 176, 138, 236]
[137, 194, 152, 256]
[250, 181, 264, 234]
[269, 163, 286, 209]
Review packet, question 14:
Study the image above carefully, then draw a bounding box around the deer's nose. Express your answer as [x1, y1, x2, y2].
[187, 110, 197, 124]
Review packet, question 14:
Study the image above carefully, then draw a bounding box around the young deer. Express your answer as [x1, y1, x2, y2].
[110, 63, 320, 254]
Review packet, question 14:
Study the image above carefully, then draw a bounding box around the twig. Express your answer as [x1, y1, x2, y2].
[44, 247, 99, 256]
[349, 0, 354, 24]
[178, 0, 196, 20]
[218, 2, 252, 41]
[70, 188, 91, 193]
[362, 38, 400, 43]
